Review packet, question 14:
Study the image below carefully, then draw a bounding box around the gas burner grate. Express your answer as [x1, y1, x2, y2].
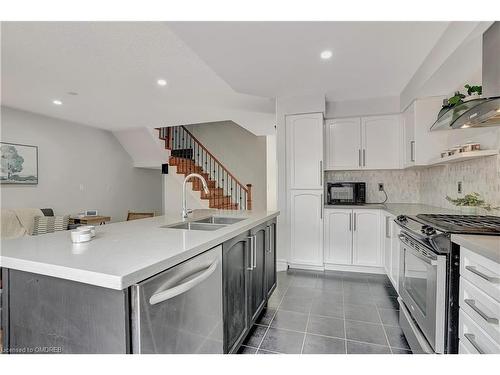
[416, 214, 500, 234]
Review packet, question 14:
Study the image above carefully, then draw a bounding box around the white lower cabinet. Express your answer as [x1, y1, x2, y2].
[352, 210, 382, 266]
[324, 209, 381, 269]
[324, 209, 352, 265]
[382, 213, 400, 291]
[289, 190, 324, 267]
[383, 213, 394, 278]
[390, 220, 401, 291]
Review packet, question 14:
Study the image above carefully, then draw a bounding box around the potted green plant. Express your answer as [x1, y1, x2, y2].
[445, 192, 499, 214]
[447, 91, 466, 107]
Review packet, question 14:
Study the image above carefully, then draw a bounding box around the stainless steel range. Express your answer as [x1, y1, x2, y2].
[395, 214, 500, 354]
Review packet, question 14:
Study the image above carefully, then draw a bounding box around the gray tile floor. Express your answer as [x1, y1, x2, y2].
[237, 269, 412, 354]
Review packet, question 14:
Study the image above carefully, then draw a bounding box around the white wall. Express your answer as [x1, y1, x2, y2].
[0, 107, 162, 222]
[185, 121, 267, 211]
[162, 172, 209, 215]
[266, 134, 278, 211]
[325, 96, 400, 119]
[113, 127, 166, 169]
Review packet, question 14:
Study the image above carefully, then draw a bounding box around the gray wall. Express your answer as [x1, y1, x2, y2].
[185, 121, 267, 211]
[1, 107, 162, 222]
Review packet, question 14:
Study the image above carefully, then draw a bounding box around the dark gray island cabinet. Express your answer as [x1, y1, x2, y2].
[222, 219, 277, 353]
[1, 218, 277, 354]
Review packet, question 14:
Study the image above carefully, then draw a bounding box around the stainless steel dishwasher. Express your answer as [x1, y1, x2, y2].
[131, 245, 223, 353]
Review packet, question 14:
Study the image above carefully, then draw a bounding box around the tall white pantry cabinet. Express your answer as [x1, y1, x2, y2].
[286, 113, 324, 268]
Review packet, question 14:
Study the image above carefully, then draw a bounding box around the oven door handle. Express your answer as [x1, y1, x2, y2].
[399, 235, 438, 266]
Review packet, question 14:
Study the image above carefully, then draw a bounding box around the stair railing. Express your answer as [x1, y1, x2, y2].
[158, 126, 252, 210]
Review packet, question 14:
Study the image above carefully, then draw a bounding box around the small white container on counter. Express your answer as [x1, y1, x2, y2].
[76, 225, 96, 238]
[71, 229, 92, 243]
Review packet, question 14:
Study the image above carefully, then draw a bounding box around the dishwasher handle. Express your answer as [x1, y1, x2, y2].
[149, 259, 219, 305]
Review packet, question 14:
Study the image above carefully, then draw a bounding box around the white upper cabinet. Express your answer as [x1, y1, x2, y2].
[324, 209, 352, 265]
[402, 97, 448, 167]
[325, 114, 401, 170]
[289, 190, 324, 267]
[286, 113, 324, 189]
[325, 118, 361, 170]
[352, 209, 382, 267]
[362, 115, 401, 169]
[402, 103, 416, 168]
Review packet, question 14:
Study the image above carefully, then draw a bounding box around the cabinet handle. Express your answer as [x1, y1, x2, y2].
[363, 149, 366, 167]
[464, 333, 485, 354]
[358, 149, 362, 167]
[319, 161, 323, 186]
[349, 213, 352, 232]
[465, 265, 500, 283]
[386, 216, 391, 238]
[410, 141, 415, 162]
[320, 194, 323, 219]
[247, 236, 254, 271]
[266, 226, 271, 253]
[254, 235, 257, 269]
[464, 299, 499, 324]
[353, 212, 357, 231]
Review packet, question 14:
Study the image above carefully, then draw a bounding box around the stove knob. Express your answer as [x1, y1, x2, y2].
[425, 227, 436, 236]
[397, 215, 407, 222]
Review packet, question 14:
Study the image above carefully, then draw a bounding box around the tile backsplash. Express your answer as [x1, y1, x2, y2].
[324, 169, 420, 204]
[419, 155, 500, 215]
[325, 155, 500, 215]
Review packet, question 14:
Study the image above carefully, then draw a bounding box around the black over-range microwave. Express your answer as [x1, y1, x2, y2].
[326, 182, 366, 205]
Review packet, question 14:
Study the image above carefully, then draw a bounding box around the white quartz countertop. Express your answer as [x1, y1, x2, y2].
[0, 209, 279, 290]
[451, 234, 500, 263]
[324, 203, 460, 216]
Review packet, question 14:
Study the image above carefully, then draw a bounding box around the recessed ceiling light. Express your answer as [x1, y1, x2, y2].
[52, 99, 63, 105]
[157, 79, 167, 86]
[320, 50, 333, 60]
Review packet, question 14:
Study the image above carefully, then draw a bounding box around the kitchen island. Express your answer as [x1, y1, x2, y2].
[0, 209, 279, 354]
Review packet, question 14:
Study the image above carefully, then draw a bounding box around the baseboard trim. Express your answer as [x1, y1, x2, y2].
[323, 263, 386, 274]
[278, 261, 386, 275]
[288, 263, 325, 271]
[276, 259, 288, 272]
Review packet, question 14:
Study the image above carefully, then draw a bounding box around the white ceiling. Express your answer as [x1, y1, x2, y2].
[168, 22, 450, 101]
[1, 22, 275, 133]
[1, 22, 455, 134]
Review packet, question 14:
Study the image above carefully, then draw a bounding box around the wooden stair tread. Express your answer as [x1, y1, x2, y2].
[160, 131, 251, 210]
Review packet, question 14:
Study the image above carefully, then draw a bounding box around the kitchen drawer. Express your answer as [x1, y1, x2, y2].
[459, 309, 500, 354]
[460, 276, 500, 344]
[460, 247, 500, 303]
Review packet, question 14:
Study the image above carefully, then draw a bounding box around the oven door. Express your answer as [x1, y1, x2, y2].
[398, 233, 447, 353]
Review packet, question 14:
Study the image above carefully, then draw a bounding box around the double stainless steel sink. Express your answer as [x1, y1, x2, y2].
[162, 216, 246, 231]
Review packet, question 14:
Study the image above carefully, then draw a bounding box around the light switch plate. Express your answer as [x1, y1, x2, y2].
[457, 181, 462, 194]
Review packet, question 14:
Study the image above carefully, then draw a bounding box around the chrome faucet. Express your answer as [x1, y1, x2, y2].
[182, 173, 210, 219]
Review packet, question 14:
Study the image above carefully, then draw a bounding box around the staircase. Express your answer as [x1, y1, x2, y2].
[158, 126, 252, 210]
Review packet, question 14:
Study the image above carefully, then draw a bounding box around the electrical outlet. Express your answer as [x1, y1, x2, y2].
[458, 181, 462, 194]
[378, 183, 384, 191]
